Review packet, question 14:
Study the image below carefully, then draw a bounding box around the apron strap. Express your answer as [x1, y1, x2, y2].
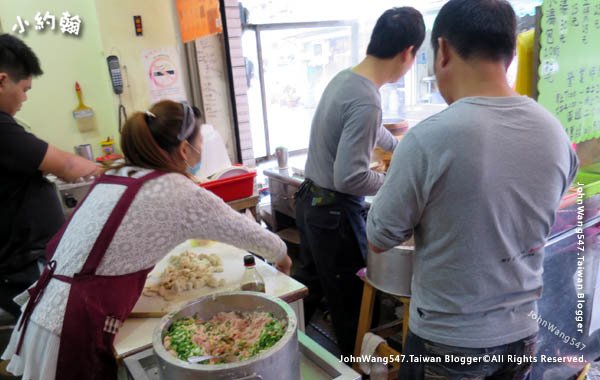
[15, 260, 57, 354]
[79, 171, 166, 275]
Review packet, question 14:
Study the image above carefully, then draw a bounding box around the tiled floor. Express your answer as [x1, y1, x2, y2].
[305, 308, 342, 359]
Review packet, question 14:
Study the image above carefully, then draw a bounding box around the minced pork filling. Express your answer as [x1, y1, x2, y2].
[164, 311, 287, 363]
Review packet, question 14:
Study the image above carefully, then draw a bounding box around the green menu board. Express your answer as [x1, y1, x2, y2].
[538, 0, 600, 143]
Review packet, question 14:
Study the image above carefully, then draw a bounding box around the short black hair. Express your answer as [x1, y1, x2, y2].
[431, 0, 516, 64]
[366, 7, 426, 59]
[0, 34, 43, 81]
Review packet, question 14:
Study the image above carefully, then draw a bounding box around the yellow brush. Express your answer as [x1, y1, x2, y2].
[73, 81, 96, 132]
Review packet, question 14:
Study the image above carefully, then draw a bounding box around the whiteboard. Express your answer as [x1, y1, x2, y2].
[195, 34, 236, 162]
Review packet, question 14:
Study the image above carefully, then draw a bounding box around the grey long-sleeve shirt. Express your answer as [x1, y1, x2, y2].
[367, 96, 578, 348]
[304, 69, 397, 196]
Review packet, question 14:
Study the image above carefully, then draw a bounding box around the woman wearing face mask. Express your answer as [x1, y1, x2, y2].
[1, 100, 292, 380]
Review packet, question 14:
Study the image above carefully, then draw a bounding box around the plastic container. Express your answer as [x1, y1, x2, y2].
[200, 171, 256, 202]
[197, 124, 231, 178]
[100, 137, 115, 156]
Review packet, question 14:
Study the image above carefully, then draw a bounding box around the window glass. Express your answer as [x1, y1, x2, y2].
[241, 0, 542, 158]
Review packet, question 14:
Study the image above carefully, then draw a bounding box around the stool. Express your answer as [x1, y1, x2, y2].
[353, 275, 411, 377]
[577, 363, 591, 380]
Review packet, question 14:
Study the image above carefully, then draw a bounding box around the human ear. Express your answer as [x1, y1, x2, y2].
[0, 73, 8, 88]
[177, 141, 189, 163]
[438, 38, 450, 68]
[399, 46, 415, 65]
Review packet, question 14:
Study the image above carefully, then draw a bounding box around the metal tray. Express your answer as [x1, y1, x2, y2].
[123, 331, 360, 380]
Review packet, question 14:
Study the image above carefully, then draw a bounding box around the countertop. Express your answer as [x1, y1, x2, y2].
[123, 331, 361, 380]
[113, 240, 308, 360]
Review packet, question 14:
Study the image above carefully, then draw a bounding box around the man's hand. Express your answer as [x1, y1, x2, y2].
[91, 165, 106, 177]
[370, 160, 386, 173]
[275, 255, 292, 275]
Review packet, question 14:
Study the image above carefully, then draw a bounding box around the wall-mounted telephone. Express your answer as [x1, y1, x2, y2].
[107, 55, 127, 132]
[107, 55, 123, 95]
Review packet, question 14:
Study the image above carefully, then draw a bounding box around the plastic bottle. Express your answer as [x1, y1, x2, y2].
[240, 255, 266, 292]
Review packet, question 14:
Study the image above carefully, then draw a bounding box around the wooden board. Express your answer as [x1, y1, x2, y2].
[130, 240, 305, 317]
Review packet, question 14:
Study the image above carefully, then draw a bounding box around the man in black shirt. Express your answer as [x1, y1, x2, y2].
[0, 34, 102, 318]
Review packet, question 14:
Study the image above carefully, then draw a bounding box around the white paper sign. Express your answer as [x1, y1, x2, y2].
[143, 47, 187, 103]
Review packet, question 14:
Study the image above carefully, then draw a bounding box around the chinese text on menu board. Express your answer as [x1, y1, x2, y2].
[538, 0, 600, 143]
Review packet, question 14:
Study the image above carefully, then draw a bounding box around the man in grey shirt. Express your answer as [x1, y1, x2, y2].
[294, 7, 425, 356]
[303, 69, 397, 195]
[367, 1, 578, 379]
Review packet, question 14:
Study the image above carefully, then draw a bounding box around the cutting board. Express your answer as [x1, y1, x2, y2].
[130, 240, 298, 317]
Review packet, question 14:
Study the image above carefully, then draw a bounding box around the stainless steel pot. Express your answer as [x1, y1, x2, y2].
[366, 244, 414, 297]
[153, 291, 300, 380]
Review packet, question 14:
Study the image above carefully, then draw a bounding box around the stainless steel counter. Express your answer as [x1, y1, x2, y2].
[47, 175, 95, 216]
[123, 331, 360, 380]
[263, 168, 304, 231]
[263, 167, 379, 232]
[263, 167, 304, 186]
